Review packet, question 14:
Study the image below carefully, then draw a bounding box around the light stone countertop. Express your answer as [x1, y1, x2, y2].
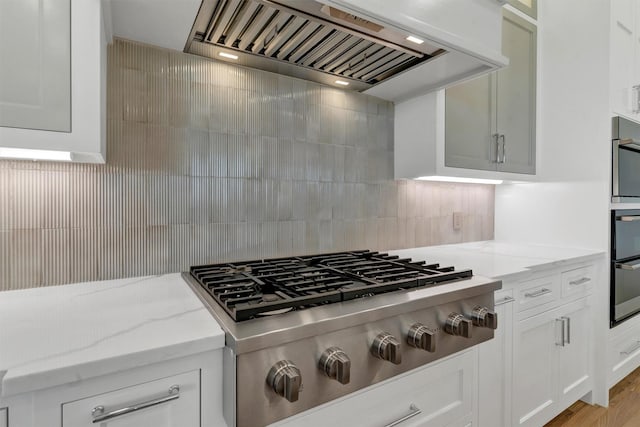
[389, 240, 605, 280]
[0, 273, 224, 398]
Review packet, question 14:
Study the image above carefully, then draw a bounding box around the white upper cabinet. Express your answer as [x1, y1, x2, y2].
[0, 0, 107, 163]
[611, 0, 640, 121]
[395, 6, 537, 181]
[0, 0, 71, 132]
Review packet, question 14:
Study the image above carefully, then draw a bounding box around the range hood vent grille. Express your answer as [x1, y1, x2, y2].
[186, 0, 438, 89]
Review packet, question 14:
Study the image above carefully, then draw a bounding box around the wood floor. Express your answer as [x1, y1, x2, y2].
[545, 367, 640, 427]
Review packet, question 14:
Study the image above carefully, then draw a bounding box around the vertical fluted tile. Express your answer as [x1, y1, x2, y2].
[0, 232, 10, 290]
[10, 230, 42, 288]
[0, 39, 495, 291]
[0, 169, 10, 231]
[42, 229, 70, 285]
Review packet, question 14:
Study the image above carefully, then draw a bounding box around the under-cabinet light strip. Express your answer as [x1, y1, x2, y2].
[415, 176, 503, 185]
[0, 147, 72, 161]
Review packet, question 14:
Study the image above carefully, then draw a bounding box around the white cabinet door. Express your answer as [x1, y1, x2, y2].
[62, 371, 200, 427]
[512, 308, 558, 427]
[0, 408, 6, 427]
[478, 290, 514, 427]
[557, 300, 591, 408]
[611, 0, 638, 118]
[496, 9, 536, 175]
[0, 0, 71, 131]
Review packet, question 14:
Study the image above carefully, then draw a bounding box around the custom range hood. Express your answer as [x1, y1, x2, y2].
[185, 0, 508, 101]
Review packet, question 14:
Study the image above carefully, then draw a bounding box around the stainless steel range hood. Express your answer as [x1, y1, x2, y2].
[185, 0, 508, 99]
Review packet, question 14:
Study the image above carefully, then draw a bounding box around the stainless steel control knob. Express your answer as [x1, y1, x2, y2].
[407, 323, 436, 352]
[371, 332, 402, 364]
[267, 360, 302, 402]
[319, 347, 351, 384]
[444, 313, 473, 338]
[471, 306, 498, 329]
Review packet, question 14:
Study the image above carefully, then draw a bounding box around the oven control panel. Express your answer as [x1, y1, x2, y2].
[235, 294, 496, 427]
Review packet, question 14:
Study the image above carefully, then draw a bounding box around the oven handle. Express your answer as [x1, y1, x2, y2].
[383, 404, 422, 427]
[616, 261, 640, 271]
[617, 215, 640, 222]
[617, 138, 640, 152]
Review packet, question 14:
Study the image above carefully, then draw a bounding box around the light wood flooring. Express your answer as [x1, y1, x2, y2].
[545, 367, 640, 426]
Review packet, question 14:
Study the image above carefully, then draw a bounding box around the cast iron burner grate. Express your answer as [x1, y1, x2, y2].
[190, 250, 472, 321]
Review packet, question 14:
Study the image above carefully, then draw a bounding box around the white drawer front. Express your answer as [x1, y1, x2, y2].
[62, 370, 200, 427]
[610, 328, 640, 387]
[0, 408, 6, 427]
[272, 350, 475, 427]
[517, 274, 560, 315]
[561, 265, 594, 298]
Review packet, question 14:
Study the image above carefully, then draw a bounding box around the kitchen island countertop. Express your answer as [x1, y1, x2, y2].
[390, 240, 605, 280]
[0, 274, 224, 398]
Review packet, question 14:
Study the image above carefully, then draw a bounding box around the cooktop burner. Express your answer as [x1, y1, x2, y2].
[189, 250, 472, 321]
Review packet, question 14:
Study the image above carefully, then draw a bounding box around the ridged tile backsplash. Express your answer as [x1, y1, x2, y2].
[0, 39, 494, 291]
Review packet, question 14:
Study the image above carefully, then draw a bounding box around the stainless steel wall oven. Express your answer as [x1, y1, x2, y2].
[612, 116, 640, 203]
[611, 209, 640, 326]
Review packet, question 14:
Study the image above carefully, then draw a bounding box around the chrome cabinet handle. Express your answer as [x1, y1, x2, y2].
[556, 318, 566, 347]
[524, 288, 551, 298]
[499, 134, 506, 163]
[92, 385, 180, 423]
[617, 138, 640, 152]
[616, 261, 640, 271]
[492, 133, 500, 163]
[384, 404, 422, 427]
[569, 277, 591, 286]
[621, 341, 640, 356]
[495, 296, 515, 306]
[563, 316, 571, 344]
[618, 215, 640, 222]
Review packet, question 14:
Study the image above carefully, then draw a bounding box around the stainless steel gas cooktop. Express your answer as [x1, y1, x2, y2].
[183, 250, 501, 427]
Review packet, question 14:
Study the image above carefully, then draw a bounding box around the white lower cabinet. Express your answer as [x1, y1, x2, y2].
[609, 316, 640, 387]
[1, 351, 224, 427]
[478, 290, 514, 427]
[0, 408, 6, 427]
[272, 349, 475, 427]
[512, 298, 591, 427]
[62, 370, 199, 427]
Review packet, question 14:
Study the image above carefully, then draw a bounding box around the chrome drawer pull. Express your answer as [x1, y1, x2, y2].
[495, 296, 515, 306]
[384, 404, 422, 427]
[92, 385, 180, 423]
[616, 262, 640, 271]
[621, 341, 640, 356]
[617, 215, 640, 222]
[524, 288, 551, 298]
[569, 277, 591, 286]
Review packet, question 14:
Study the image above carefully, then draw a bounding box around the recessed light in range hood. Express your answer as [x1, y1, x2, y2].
[185, 0, 445, 91]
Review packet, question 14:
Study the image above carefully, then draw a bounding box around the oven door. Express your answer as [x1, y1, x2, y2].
[612, 209, 640, 326]
[613, 116, 640, 203]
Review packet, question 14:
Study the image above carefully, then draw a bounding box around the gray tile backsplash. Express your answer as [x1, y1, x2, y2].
[0, 39, 494, 291]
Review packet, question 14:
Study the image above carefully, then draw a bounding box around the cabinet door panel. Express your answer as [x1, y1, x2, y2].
[62, 371, 199, 427]
[445, 74, 497, 172]
[0, 0, 71, 132]
[611, 0, 636, 118]
[0, 408, 6, 427]
[497, 10, 536, 175]
[512, 309, 557, 427]
[558, 302, 591, 407]
[478, 291, 514, 427]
